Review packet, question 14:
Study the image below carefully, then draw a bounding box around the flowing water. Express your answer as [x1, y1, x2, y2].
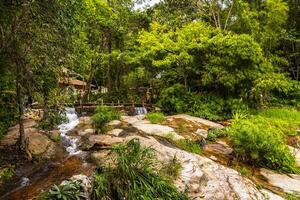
[58, 107, 81, 155]
[0, 108, 94, 200]
[134, 107, 147, 115]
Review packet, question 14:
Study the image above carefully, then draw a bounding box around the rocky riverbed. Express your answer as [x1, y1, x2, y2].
[1, 113, 300, 199]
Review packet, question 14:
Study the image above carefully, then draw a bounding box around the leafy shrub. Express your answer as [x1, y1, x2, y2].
[230, 116, 298, 173]
[40, 180, 84, 200]
[158, 84, 249, 121]
[160, 155, 182, 179]
[254, 108, 300, 136]
[176, 139, 202, 154]
[285, 193, 300, 200]
[92, 139, 188, 200]
[207, 128, 228, 142]
[92, 106, 121, 133]
[0, 165, 14, 182]
[158, 84, 191, 114]
[39, 109, 67, 130]
[145, 112, 165, 124]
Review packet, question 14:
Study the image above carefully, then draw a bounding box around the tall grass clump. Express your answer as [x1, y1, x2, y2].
[255, 108, 300, 136]
[92, 139, 189, 200]
[145, 112, 165, 124]
[92, 106, 121, 133]
[230, 116, 298, 173]
[175, 139, 202, 154]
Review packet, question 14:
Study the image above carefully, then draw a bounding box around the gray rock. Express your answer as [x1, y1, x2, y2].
[121, 135, 277, 200]
[107, 129, 124, 137]
[260, 168, 300, 196]
[169, 114, 223, 129]
[196, 129, 208, 139]
[107, 120, 122, 126]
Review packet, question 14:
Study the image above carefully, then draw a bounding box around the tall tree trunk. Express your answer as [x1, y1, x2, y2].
[16, 64, 32, 160]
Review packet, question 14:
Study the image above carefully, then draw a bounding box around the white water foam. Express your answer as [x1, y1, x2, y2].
[134, 107, 148, 115]
[58, 107, 81, 155]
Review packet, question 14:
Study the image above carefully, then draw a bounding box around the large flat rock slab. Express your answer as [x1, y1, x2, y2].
[0, 120, 38, 147]
[132, 122, 184, 140]
[121, 115, 184, 140]
[120, 135, 279, 200]
[87, 134, 124, 149]
[260, 168, 300, 196]
[169, 114, 224, 129]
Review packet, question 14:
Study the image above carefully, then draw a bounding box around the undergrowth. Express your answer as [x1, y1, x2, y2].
[175, 139, 202, 154]
[92, 106, 121, 133]
[145, 112, 165, 124]
[91, 138, 189, 200]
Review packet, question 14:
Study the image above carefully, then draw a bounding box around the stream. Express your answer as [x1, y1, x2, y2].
[0, 108, 94, 200]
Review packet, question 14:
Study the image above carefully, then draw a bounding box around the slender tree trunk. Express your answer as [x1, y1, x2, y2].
[83, 63, 95, 103]
[16, 64, 32, 160]
[106, 30, 113, 92]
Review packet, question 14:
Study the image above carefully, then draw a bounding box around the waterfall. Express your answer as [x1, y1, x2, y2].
[134, 107, 148, 115]
[58, 107, 80, 155]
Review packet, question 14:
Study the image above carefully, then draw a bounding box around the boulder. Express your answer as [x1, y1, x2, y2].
[78, 129, 94, 136]
[260, 168, 300, 196]
[107, 129, 124, 137]
[119, 135, 280, 200]
[0, 119, 38, 147]
[107, 120, 122, 127]
[196, 129, 208, 139]
[27, 131, 55, 157]
[169, 114, 223, 129]
[69, 174, 92, 199]
[87, 134, 124, 150]
[132, 121, 184, 140]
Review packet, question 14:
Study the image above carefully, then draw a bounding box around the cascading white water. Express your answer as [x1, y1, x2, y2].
[58, 107, 80, 155]
[134, 107, 148, 115]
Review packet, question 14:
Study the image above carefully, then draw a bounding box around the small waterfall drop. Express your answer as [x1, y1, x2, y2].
[134, 107, 148, 115]
[58, 107, 80, 155]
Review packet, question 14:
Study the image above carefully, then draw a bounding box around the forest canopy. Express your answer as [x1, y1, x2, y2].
[0, 0, 299, 136]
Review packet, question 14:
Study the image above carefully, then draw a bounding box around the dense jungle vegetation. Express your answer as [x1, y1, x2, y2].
[0, 0, 300, 199]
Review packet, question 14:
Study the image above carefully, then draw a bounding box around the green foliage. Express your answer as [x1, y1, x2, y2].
[50, 134, 61, 143]
[285, 193, 300, 200]
[177, 123, 188, 133]
[0, 165, 15, 182]
[239, 167, 250, 177]
[207, 128, 228, 142]
[92, 139, 188, 200]
[160, 156, 183, 179]
[176, 139, 202, 154]
[159, 84, 250, 121]
[41, 180, 84, 200]
[254, 108, 300, 136]
[39, 110, 67, 131]
[230, 116, 298, 173]
[158, 84, 191, 114]
[92, 106, 121, 133]
[145, 112, 165, 124]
